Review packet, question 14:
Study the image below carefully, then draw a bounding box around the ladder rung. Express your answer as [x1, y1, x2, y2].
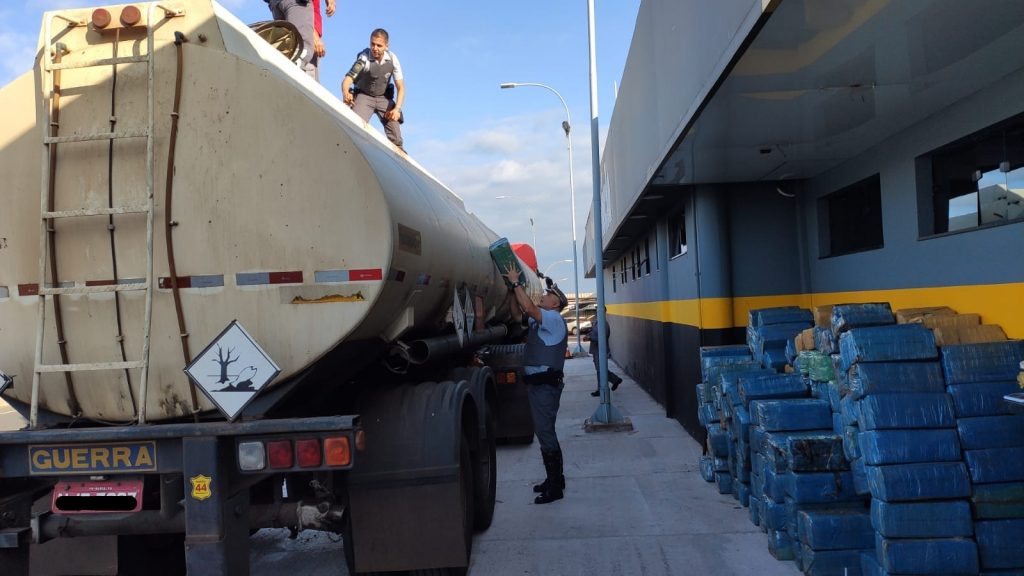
[39, 282, 148, 296]
[46, 54, 150, 72]
[37, 360, 146, 373]
[43, 205, 150, 219]
[45, 129, 149, 144]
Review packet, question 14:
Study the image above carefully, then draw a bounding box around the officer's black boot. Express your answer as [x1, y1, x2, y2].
[533, 449, 566, 493]
[534, 450, 564, 504]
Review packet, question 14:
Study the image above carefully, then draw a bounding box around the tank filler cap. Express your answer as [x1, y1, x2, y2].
[91, 8, 111, 29]
[119, 5, 142, 27]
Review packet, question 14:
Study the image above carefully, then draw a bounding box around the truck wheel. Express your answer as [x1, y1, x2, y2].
[473, 399, 497, 532]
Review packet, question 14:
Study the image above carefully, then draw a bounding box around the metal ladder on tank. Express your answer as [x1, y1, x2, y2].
[30, 9, 161, 428]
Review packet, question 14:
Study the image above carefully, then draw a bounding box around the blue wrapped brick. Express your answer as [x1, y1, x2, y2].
[749, 494, 761, 526]
[831, 302, 895, 334]
[715, 471, 733, 494]
[848, 361, 946, 399]
[858, 393, 956, 430]
[786, 434, 848, 472]
[956, 415, 1024, 450]
[697, 403, 719, 426]
[839, 324, 938, 371]
[814, 326, 838, 355]
[739, 373, 808, 407]
[749, 306, 812, 327]
[762, 498, 789, 530]
[866, 462, 971, 502]
[840, 394, 861, 426]
[700, 344, 752, 358]
[827, 383, 842, 413]
[763, 466, 788, 503]
[796, 508, 873, 550]
[941, 341, 1024, 385]
[875, 534, 979, 575]
[786, 470, 859, 503]
[947, 381, 1022, 417]
[767, 529, 796, 561]
[843, 426, 861, 461]
[860, 551, 885, 576]
[971, 483, 1024, 520]
[975, 519, 1024, 570]
[755, 398, 833, 432]
[800, 546, 870, 576]
[965, 447, 1024, 484]
[870, 499, 973, 538]
[699, 455, 715, 482]
[858, 429, 962, 465]
[852, 457, 870, 496]
[707, 423, 729, 458]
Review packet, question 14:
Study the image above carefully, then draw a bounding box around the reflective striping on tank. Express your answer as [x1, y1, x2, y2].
[315, 269, 384, 283]
[158, 275, 225, 289]
[18, 283, 71, 296]
[391, 269, 407, 282]
[85, 277, 146, 286]
[236, 271, 303, 286]
[416, 273, 432, 286]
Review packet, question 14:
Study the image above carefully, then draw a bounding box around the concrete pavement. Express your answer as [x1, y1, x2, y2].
[467, 355, 799, 576]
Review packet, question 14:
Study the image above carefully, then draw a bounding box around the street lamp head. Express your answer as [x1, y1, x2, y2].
[499, 83, 517, 89]
[562, 120, 571, 136]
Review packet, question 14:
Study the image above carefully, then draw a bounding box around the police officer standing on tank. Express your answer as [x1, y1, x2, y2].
[341, 28, 406, 153]
[503, 265, 569, 504]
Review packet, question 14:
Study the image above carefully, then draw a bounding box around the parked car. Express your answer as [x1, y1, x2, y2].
[565, 304, 597, 335]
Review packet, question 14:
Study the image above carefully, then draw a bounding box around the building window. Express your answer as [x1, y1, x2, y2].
[619, 257, 627, 285]
[919, 113, 1024, 235]
[818, 174, 884, 258]
[630, 247, 638, 280]
[640, 237, 651, 276]
[668, 211, 687, 259]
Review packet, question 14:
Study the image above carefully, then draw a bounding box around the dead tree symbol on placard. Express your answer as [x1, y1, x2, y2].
[213, 345, 238, 391]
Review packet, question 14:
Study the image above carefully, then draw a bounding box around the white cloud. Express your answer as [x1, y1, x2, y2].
[467, 130, 520, 155]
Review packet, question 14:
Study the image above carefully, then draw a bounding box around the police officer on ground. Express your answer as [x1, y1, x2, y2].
[504, 265, 569, 504]
[341, 28, 406, 153]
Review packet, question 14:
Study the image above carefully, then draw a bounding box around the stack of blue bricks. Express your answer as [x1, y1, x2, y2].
[747, 307, 813, 371]
[699, 304, 1024, 575]
[943, 340, 1024, 573]
[837, 315, 981, 575]
[697, 344, 769, 491]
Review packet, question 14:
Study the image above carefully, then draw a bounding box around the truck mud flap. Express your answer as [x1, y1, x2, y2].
[347, 380, 474, 573]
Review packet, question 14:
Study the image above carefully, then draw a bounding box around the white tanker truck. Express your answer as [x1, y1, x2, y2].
[0, 2, 544, 574]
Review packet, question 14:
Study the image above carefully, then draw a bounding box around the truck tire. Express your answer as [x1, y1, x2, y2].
[446, 366, 497, 532]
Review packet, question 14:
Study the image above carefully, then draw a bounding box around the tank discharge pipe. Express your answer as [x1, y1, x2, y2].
[404, 325, 509, 366]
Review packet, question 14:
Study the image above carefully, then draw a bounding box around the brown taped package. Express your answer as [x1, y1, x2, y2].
[931, 326, 959, 347]
[916, 313, 981, 331]
[813, 305, 833, 328]
[895, 306, 957, 324]
[799, 328, 816, 351]
[958, 324, 1008, 344]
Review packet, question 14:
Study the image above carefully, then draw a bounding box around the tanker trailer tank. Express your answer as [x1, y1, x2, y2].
[0, 0, 542, 424]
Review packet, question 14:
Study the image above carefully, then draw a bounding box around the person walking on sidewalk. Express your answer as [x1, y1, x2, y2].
[504, 266, 569, 504]
[589, 307, 623, 396]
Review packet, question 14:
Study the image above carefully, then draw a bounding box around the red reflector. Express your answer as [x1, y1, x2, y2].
[267, 440, 293, 469]
[295, 438, 321, 468]
[324, 437, 351, 467]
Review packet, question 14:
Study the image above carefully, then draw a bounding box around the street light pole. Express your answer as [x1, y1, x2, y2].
[499, 81, 585, 356]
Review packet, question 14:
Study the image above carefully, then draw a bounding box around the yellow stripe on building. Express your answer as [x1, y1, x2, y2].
[607, 282, 1024, 338]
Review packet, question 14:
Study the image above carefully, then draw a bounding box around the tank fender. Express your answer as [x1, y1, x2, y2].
[345, 380, 476, 573]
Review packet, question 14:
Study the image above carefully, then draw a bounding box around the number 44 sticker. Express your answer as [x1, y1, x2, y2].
[190, 474, 212, 501]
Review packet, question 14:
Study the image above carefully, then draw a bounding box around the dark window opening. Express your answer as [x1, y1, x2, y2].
[668, 211, 687, 258]
[920, 113, 1024, 235]
[818, 174, 884, 258]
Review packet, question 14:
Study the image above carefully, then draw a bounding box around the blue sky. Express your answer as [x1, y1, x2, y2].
[0, 0, 642, 295]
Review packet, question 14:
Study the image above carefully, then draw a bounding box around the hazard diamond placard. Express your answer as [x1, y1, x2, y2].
[184, 320, 280, 422]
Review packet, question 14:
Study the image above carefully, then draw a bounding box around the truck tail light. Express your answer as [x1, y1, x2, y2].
[238, 441, 266, 471]
[295, 438, 321, 468]
[324, 437, 350, 466]
[267, 440, 293, 469]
